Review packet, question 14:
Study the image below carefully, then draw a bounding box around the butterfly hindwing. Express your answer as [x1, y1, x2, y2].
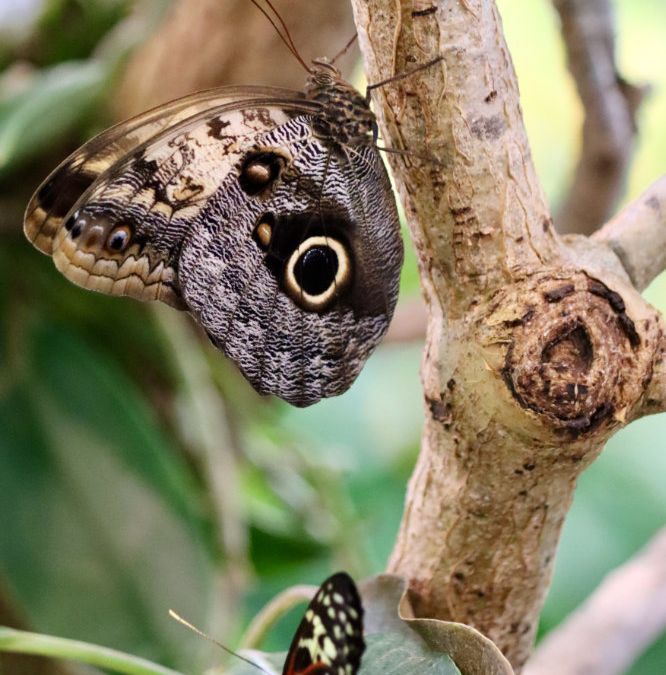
[283, 572, 364, 675]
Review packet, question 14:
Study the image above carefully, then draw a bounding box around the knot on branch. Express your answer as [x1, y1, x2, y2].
[495, 272, 647, 437]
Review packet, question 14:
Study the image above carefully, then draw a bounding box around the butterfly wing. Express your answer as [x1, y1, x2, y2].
[24, 87, 402, 406]
[25, 84, 307, 255]
[282, 572, 364, 675]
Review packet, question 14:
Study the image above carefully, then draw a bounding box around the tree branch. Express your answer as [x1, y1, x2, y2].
[350, 1, 666, 670]
[592, 174, 666, 292]
[552, 0, 648, 235]
[523, 526, 666, 675]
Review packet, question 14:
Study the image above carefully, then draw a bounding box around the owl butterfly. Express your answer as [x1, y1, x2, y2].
[172, 572, 365, 675]
[24, 1, 411, 407]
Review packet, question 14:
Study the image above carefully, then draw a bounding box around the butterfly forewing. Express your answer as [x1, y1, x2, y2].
[25, 85, 313, 252]
[283, 572, 364, 675]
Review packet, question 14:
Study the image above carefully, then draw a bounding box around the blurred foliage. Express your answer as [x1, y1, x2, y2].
[0, 1, 664, 675]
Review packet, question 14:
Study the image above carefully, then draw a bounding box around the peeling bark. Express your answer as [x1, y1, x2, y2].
[349, 0, 666, 669]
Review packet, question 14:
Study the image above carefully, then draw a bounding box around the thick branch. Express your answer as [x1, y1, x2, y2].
[553, 0, 647, 235]
[523, 527, 666, 675]
[351, 1, 666, 671]
[592, 174, 666, 292]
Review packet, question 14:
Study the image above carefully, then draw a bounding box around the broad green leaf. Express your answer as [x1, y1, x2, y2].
[0, 59, 109, 173]
[224, 633, 460, 675]
[363, 574, 514, 675]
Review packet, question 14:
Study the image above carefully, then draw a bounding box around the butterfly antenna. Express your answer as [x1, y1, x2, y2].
[249, 0, 311, 74]
[169, 609, 273, 675]
[331, 33, 358, 66]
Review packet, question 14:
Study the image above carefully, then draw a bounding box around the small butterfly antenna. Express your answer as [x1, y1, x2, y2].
[169, 609, 273, 675]
[366, 55, 443, 96]
[331, 33, 358, 66]
[249, 0, 312, 74]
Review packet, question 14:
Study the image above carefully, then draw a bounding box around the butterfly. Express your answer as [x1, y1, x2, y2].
[23, 24, 403, 407]
[172, 571, 365, 675]
[281, 571, 365, 675]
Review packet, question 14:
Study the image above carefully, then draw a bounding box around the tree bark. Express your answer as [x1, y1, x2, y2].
[349, 0, 666, 670]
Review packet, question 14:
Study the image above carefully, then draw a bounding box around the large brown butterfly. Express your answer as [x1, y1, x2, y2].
[23, 17, 403, 407]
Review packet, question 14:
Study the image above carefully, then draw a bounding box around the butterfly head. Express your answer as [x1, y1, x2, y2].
[305, 60, 376, 146]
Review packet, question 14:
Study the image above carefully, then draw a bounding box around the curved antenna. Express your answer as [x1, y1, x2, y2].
[250, 0, 311, 74]
[169, 609, 273, 675]
[331, 33, 358, 66]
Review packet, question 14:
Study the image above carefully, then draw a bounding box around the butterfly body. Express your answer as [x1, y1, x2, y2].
[25, 63, 402, 406]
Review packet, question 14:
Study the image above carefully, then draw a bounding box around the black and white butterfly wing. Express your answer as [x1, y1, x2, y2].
[282, 572, 365, 675]
[24, 81, 402, 406]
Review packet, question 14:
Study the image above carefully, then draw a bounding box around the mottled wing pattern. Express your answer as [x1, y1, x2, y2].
[24, 87, 302, 255]
[24, 74, 403, 406]
[283, 573, 364, 675]
[25, 85, 306, 255]
[24, 87, 315, 308]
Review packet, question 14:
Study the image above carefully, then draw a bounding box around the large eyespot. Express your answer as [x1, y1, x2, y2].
[283, 236, 352, 311]
[238, 151, 285, 196]
[106, 224, 132, 253]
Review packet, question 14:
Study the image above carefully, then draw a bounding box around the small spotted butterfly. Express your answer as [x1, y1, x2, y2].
[172, 572, 365, 674]
[282, 572, 364, 675]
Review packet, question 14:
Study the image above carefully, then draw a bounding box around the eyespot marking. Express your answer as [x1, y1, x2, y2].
[106, 225, 133, 253]
[252, 214, 275, 249]
[238, 150, 287, 196]
[284, 236, 352, 311]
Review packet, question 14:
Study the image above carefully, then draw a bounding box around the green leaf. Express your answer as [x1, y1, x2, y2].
[0, 59, 109, 173]
[224, 633, 461, 675]
[362, 574, 514, 675]
[0, 627, 185, 675]
[362, 633, 460, 675]
[0, 316, 216, 671]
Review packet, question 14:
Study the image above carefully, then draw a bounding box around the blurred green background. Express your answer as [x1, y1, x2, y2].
[0, 1, 664, 674]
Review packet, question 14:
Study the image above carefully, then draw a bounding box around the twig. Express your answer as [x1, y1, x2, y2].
[592, 174, 666, 292]
[552, 0, 648, 235]
[523, 527, 666, 675]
